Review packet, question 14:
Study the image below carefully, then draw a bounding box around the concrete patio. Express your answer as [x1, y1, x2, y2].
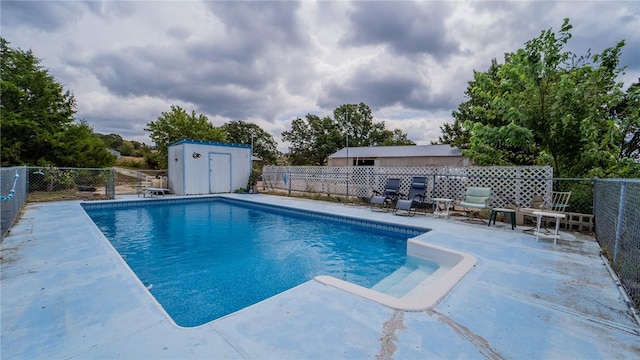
[1, 194, 639, 359]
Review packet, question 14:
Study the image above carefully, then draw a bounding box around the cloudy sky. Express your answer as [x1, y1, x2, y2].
[2, 1, 639, 152]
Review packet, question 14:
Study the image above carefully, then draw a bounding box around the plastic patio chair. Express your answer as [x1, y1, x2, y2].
[518, 191, 571, 229]
[459, 187, 492, 222]
[549, 191, 572, 212]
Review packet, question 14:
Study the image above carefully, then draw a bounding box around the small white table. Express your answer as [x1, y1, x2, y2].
[432, 198, 453, 219]
[532, 211, 566, 244]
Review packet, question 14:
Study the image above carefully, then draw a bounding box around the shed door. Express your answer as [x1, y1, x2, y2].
[209, 153, 231, 193]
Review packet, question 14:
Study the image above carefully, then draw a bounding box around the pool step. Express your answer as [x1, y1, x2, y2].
[372, 263, 435, 298]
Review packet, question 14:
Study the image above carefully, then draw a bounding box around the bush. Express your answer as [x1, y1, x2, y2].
[28, 168, 75, 192]
[116, 156, 148, 169]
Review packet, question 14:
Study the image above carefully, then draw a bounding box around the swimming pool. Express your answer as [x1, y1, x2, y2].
[83, 198, 436, 327]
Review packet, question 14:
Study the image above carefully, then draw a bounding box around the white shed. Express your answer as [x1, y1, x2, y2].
[168, 139, 252, 195]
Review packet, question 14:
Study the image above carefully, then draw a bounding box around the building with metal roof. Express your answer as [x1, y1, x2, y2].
[327, 144, 469, 166]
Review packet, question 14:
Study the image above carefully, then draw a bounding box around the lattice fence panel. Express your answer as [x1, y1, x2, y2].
[263, 165, 552, 207]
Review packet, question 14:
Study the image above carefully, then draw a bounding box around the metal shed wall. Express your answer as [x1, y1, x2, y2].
[327, 156, 469, 167]
[168, 145, 183, 194]
[168, 140, 251, 195]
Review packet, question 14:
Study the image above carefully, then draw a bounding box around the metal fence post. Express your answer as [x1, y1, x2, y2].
[346, 166, 349, 198]
[613, 179, 626, 263]
[107, 168, 116, 198]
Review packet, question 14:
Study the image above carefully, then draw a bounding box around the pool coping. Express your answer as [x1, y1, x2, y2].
[315, 240, 477, 311]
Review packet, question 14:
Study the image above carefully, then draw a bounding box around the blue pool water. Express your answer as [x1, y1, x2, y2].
[84, 199, 427, 327]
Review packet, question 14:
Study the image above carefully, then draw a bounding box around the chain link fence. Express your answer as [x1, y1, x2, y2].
[594, 179, 640, 310]
[113, 169, 168, 196]
[27, 167, 116, 202]
[1, 166, 116, 238]
[1, 167, 28, 239]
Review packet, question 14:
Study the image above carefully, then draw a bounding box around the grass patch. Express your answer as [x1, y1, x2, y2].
[259, 188, 366, 205]
[116, 156, 147, 168]
[27, 190, 110, 202]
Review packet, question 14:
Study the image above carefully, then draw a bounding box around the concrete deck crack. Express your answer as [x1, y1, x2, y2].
[376, 310, 406, 360]
[477, 280, 640, 336]
[427, 309, 506, 360]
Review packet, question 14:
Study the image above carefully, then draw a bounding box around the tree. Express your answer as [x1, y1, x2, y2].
[282, 114, 342, 165]
[96, 133, 124, 151]
[1, 37, 114, 167]
[145, 105, 226, 168]
[378, 128, 416, 146]
[438, 19, 627, 178]
[96, 133, 149, 157]
[117, 141, 136, 157]
[605, 80, 640, 178]
[334, 103, 415, 147]
[51, 121, 116, 167]
[436, 59, 503, 149]
[283, 103, 415, 165]
[221, 121, 280, 164]
[615, 80, 640, 160]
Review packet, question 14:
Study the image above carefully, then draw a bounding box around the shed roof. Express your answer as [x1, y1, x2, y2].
[168, 138, 251, 149]
[328, 144, 462, 158]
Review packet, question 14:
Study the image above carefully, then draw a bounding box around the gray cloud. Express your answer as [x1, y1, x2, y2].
[66, 0, 316, 122]
[319, 61, 454, 112]
[0, 0, 130, 32]
[0, 0, 83, 32]
[342, 1, 459, 60]
[204, 1, 306, 48]
[84, 46, 274, 119]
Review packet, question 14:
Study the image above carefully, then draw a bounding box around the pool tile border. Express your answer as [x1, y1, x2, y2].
[81, 196, 429, 237]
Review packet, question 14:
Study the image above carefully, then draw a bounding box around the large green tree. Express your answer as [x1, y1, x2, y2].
[1, 37, 113, 167]
[51, 121, 116, 167]
[145, 105, 226, 168]
[221, 121, 280, 164]
[96, 133, 149, 157]
[334, 103, 415, 147]
[438, 19, 628, 178]
[282, 114, 342, 165]
[615, 80, 640, 160]
[282, 103, 414, 165]
[606, 80, 640, 177]
[436, 59, 503, 150]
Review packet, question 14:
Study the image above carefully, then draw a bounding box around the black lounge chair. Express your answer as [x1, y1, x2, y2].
[370, 178, 401, 212]
[393, 177, 429, 216]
